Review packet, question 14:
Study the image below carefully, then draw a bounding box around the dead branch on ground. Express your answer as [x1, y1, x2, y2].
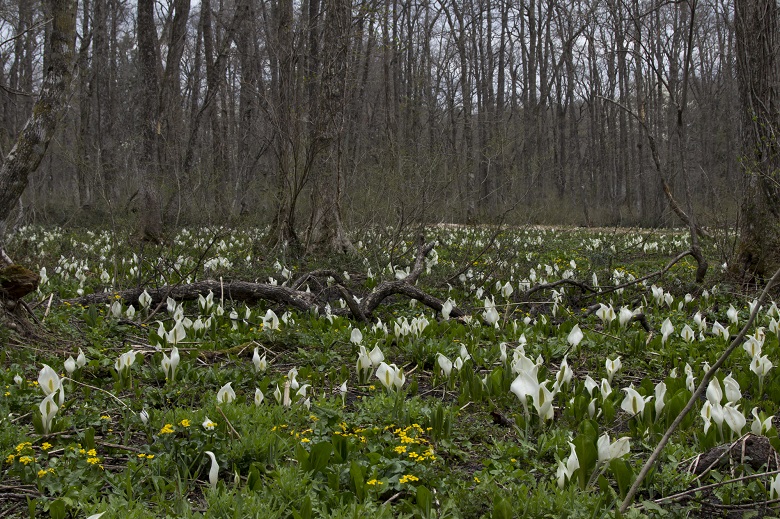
[64, 235, 467, 321]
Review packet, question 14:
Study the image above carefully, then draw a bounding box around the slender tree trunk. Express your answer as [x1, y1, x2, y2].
[264, 0, 301, 249]
[94, 0, 117, 205]
[445, 0, 475, 222]
[201, 0, 226, 216]
[160, 0, 190, 179]
[236, 0, 258, 215]
[76, 0, 93, 209]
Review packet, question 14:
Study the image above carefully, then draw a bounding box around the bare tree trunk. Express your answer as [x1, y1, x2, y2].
[137, 0, 163, 242]
[201, 0, 227, 216]
[734, 0, 780, 280]
[94, 0, 117, 205]
[160, 0, 190, 181]
[307, 0, 355, 254]
[236, 0, 259, 215]
[76, 0, 93, 209]
[0, 0, 77, 224]
[264, 0, 300, 249]
[444, 0, 475, 222]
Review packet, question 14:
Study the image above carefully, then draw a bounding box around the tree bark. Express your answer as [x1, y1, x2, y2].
[0, 0, 77, 224]
[76, 0, 93, 209]
[264, 0, 304, 250]
[137, 0, 163, 242]
[734, 0, 780, 281]
[160, 0, 191, 179]
[94, 0, 117, 204]
[307, 0, 355, 254]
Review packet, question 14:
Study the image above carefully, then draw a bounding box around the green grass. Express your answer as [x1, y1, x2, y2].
[1, 225, 778, 518]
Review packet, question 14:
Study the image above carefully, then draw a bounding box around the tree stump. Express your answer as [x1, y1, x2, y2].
[0, 264, 39, 300]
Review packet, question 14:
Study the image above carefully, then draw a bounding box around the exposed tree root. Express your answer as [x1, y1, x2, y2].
[64, 235, 468, 321]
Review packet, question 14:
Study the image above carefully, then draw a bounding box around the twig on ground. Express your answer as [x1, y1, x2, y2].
[620, 265, 780, 513]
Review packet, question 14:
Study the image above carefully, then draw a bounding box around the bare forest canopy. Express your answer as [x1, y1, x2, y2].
[0, 0, 744, 230]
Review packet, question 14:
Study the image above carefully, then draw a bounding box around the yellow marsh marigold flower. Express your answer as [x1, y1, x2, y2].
[160, 423, 175, 435]
[179, 419, 191, 428]
[41, 442, 52, 451]
[5, 454, 15, 464]
[87, 457, 101, 465]
[399, 474, 419, 484]
[87, 449, 97, 457]
[18, 456, 34, 465]
[366, 479, 383, 486]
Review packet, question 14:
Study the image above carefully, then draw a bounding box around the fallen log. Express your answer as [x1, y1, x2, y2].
[64, 235, 467, 322]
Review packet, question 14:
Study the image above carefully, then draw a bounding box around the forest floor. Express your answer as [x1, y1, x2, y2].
[0, 224, 777, 518]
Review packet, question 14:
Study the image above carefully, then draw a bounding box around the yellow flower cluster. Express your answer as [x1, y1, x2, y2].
[408, 450, 433, 461]
[137, 453, 155, 459]
[366, 479, 383, 486]
[41, 442, 52, 451]
[87, 457, 101, 465]
[15, 442, 32, 453]
[333, 422, 368, 444]
[159, 423, 175, 435]
[37, 468, 55, 478]
[287, 426, 314, 443]
[391, 424, 436, 462]
[394, 423, 430, 443]
[399, 474, 419, 484]
[179, 419, 191, 428]
[6, 442, 35, 464]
